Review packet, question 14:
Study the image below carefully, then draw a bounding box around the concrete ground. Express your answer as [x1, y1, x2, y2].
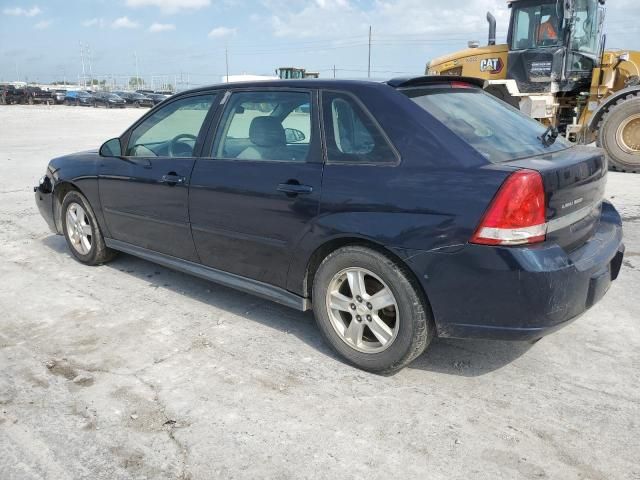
[0, 105, 638, 480]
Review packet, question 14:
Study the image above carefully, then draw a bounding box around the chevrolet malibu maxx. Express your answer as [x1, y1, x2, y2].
[34, 77, 624, 373]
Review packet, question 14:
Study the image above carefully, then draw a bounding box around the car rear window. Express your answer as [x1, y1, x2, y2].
[402, 87, 571, 163]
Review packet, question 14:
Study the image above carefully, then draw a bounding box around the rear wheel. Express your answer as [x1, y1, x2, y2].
[61, 191, 116, 265]
[312, 246, 432, 373]
[598, 95, 640, 173]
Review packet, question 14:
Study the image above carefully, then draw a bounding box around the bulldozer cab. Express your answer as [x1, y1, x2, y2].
[507, 0, 605, 94]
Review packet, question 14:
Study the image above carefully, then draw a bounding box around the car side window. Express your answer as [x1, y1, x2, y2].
[322, 92, 397, 164]
[214, 90, 311, 162]
[126, 94, 215, 158]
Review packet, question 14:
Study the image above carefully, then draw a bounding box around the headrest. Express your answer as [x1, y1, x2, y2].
[249, 116, 285, 147]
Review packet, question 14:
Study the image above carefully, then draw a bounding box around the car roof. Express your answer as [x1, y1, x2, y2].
[173, 75, 484, 97]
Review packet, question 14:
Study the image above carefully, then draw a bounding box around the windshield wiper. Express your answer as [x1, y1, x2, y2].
[538, 125, 559, 147]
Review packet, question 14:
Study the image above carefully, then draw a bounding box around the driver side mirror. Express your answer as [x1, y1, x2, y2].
[284, 128, 306, 143]
[99, 138, 122, 157]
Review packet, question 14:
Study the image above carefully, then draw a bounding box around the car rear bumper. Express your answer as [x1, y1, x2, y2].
[402, 201, 624, 340]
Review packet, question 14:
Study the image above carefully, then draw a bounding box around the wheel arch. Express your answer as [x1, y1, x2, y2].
[52, 180, 82, 233]
[301, 236, 434, 321]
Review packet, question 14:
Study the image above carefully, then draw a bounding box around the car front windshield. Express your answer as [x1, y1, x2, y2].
[403, 87, 571, 163]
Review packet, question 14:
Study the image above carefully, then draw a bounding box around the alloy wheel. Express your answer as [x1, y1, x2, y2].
[325, 267, 400, 353]
[66, 202, 93, 255]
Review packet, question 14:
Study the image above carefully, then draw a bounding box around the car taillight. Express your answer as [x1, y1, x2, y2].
[450, 81, 474, 89]
[470, 169, 546, 246]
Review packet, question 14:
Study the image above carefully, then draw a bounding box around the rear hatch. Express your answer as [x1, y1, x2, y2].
[397, 79, 606, 251]
[501, 146, 606, 251]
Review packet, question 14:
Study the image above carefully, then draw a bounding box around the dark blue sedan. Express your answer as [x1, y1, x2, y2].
[34, 77, 624, 373]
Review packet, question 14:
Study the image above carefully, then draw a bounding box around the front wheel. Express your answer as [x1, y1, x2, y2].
[312, 246, 432, 373]
[61, 191, 116, 265]
[598, 95, 640, 173]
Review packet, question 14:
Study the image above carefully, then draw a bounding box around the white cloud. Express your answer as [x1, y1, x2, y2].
[208, 26, 236, 38]
[34, 19, 51, 29]
[3, 6, 41, 17]
[125, 0, 210, 14]
[267, 0, 511, 39]
[112, 16, 140, 29]
[82, 18, 106, 28]
[149, 22, 175, 32]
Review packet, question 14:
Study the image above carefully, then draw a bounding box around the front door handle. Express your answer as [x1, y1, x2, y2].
[161, 172, 186, 186]
[277, 182, 313, 196]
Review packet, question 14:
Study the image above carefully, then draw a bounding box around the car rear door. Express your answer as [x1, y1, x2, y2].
[98, 92, 218, 261]
[189, 88, 323, 288]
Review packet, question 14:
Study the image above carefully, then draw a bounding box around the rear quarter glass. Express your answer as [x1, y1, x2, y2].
[401, 87, 572, 163]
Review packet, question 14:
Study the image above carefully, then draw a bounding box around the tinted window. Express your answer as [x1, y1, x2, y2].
[126, 94, 215, 158]
[322, 92, 397, 164]
[214, 91, 311, 162]
[404, 87, 571, 163]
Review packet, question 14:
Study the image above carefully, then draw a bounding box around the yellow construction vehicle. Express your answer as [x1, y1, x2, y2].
[427, 0, 640, 172]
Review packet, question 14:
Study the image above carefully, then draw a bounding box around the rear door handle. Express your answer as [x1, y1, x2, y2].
[277, 183, 313, 195]
[161, 172, 186, 185]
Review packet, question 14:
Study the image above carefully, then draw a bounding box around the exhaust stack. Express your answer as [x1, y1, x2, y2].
[487, 12, 496, 46]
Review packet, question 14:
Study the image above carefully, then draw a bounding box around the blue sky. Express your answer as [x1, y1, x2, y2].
[1, 0, 639, 86]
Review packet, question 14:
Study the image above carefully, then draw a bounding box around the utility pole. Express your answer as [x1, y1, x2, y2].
[79, 42, 86, 88]
[333, 65, 336, 78]
[87, 44, 93, 86]
[367, 25, 372, 78]
[225, 46, 229, 82]
[134, 51, 139, 89]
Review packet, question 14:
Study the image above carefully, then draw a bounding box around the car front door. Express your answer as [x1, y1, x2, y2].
[99, 93, 218, 261]
[189, 89, 323, 288]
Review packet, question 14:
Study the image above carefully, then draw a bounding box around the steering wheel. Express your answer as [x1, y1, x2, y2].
[168, 133, 197, 157]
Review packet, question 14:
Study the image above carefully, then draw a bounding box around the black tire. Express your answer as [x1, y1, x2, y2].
[64, 99, 69, 106]
[28, 96, 34, 105]
[312, 246, 432, 374]
[134, 101, 140, 108]
[61, 190, 116, 265]
[597, 94, 640, 173]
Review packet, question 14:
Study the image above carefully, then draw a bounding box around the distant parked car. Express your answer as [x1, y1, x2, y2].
[51, 89, 67, 104]
[25, 87, 53, 105]
[135, 89, 155, 95]
[113, 91, 153, 108]
[65, 91, 94, 106]
[0, 84, 25, 105]
[92, 92, 126, 108]
[145, 93, 169, 105]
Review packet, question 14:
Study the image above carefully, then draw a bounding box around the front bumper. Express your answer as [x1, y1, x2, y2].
[34, 178, 57, 233]
[404, 201, 624, 340]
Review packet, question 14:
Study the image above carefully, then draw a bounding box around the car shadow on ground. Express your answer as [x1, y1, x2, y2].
[42, 235, 535, 377]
